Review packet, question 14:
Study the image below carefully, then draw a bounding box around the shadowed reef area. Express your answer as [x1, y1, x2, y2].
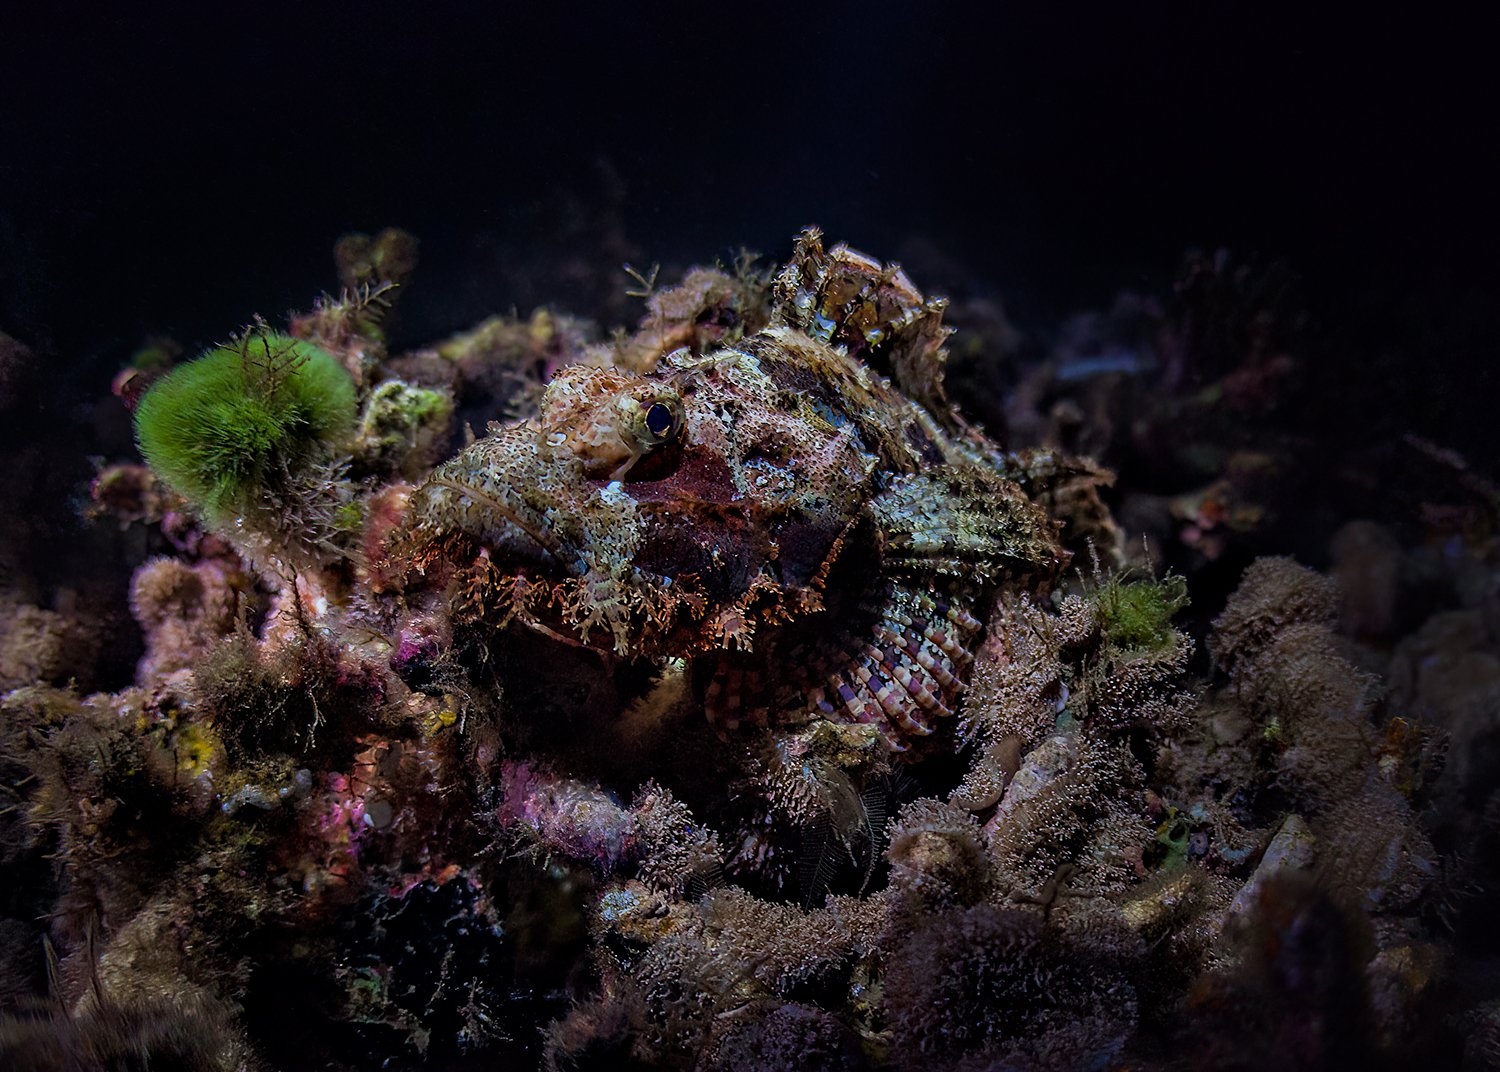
[1, 223, 1497, 1071]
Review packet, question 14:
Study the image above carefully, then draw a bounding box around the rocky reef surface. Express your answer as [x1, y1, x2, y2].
[0, 229, 1495, 1070]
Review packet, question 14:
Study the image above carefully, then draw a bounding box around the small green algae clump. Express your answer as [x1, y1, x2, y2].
[1097, 573, 1190, 654]
[134, 331, 356, 525]
[355, 378, 455, 479]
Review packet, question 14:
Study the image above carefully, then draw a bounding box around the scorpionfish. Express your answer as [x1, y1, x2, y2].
[404, 229, 1065, 751]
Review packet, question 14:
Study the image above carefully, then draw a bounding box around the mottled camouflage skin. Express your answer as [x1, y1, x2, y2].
[406, 230, 1064, 749]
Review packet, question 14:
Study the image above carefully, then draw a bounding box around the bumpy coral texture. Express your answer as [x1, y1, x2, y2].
[0, 598, 101, 692]
[129, 557, 240, 683]
[0, 231, 1455, 1072]
[883, 904, 1136, 1071]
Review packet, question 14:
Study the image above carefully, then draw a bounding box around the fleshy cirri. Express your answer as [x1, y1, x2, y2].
[402, 229, 1065, 750]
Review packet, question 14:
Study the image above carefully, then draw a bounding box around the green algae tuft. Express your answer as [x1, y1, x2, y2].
[134, 330, 356, 524]
[1096, 572, 1190, 654]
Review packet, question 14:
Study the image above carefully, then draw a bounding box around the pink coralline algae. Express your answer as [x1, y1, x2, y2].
[496, 761, 640, 873]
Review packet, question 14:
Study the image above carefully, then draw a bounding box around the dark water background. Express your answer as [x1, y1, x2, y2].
[3, 2, 1495, 461]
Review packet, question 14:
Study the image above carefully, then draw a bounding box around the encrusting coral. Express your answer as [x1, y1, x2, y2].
[0, 597, 102, 693]
[0, 229, 1468, 1071]
[128, 556, 242, 683]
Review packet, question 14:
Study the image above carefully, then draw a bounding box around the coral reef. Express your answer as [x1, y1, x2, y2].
[0, 228, 1486, 1070]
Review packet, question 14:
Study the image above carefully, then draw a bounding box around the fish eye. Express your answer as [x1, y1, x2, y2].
[645, 401, 679, 440]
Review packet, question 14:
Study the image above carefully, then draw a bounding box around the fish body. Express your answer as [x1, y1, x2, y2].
[406, 230, 1065, 749]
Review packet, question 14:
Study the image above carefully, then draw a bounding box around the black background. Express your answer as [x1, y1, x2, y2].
[2, 1, 1496, 459]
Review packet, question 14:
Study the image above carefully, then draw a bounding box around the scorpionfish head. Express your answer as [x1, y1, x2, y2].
[406, 332, 892, 658]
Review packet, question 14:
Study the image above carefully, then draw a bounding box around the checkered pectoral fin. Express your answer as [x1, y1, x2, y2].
[703, 576, 985, 751]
